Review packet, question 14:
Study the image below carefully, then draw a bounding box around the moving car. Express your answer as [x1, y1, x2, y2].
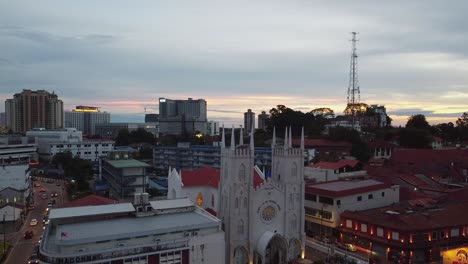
[28, 251, 39, 264]
[30, 219, 38, 226]
[56, 183, 61, 186]
[51, 192, 58, 197]
[39, 188, 46, 192]
[46, 179, 54, 183]
[24, 230, 34, 239]
[337, 243, 357, 252]
[41, 193, 48, 199]
[34, 183, 41, 187]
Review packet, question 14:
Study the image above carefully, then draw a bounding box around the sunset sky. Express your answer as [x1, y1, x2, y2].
[1, 1, 467, 126]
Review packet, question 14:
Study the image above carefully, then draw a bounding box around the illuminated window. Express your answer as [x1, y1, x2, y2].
[346, 220, 352, 228]
[361, 224, 368, 233]
[196, 193, 203, 206]
[377, 227, 384, 237]
[451, 228, 459, 237]
[392, 231, 399, 240]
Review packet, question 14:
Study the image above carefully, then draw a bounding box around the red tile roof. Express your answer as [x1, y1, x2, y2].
[308, 160, 359, 170]
[341, 201, 468, 231]
[62, 195, 117, 208]
[181, 167, 264, 189]
[305, 179, 392, 198]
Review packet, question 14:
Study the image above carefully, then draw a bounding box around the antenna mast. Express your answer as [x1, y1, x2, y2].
[346, 32, 360, 128]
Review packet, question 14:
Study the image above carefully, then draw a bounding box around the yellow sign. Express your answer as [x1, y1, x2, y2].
[441, 247, 468, 264]
[197, 193, 203, 206]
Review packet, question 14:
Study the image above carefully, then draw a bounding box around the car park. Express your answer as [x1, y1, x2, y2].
[24, 230, 34, 239]
[30, 219, 38, 226]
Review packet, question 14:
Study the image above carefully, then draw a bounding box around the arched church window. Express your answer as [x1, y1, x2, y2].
[243, 197, 248, 209]
[239, 164, 246, 182]
[289, 193, 294, 209]
[291, 162, 298, 178]
[235, 197, 239, 209]
[238, 219, 244, 234]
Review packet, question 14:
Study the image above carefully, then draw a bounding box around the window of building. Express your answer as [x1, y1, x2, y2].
[451, 228, 460, 237]
[432, 231, 438, 240]
[319, 210, 332, 220]
[368, 194, 373, 199]
[305, 193, 317, 202]
[392, 231, 399, 240]
[357, 196, 362, 201]
[440, 231, 446, 239]
[381, 192, 385, 197]
[361, 224, 368, 233]
[346, 220, 352, 228]
[336, 200, 341, 206]
[305, 207, 317, 216]
[77, 144, 81, 147]
[319, 196, 334, 205]
[377, 227, 384, 237]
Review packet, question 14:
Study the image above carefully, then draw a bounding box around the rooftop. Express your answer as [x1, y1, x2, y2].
[49, 203, 135, 220]
[305, 179, 392, 198]
[149, 197, 194, 211]
[61, 195, 117, 208]
[308, 159, 359, 170]
[106, 159, 150, 168]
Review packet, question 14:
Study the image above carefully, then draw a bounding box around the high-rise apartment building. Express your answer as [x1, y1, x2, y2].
[257, 110, 269, 130]
[158, 97, 207, 135]
[0, 112, 5, 127]
[243, 109, 255, 133]
[65, 105, 110, 136]
[5, 89, 64, 133]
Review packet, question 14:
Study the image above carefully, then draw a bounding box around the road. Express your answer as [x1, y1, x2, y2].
[5, 178, 68, 264]
[305, 237, 369, 264]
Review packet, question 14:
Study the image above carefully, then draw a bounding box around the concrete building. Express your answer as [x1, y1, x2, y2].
[369, 104, 388, 127]
[26, 128, 83, 144]
[65, 106, 110, 136]
[0, 136, 38, 163]
[304, 160, 364, 182]
[5, 89, 64, 133]
[169, 127, 306, 264]
[95, 123, 158, 139]
[153, 144, 272, 171]
[243, 109, 255, 133]
[145, 114, 159, 123]
[304, 179, 400, 238]
[0, 112, 5, 127]
[206, 121, 219, 136]
[101, 152, 150, 200]
[39, 195, 225, 264]
[159, 97, 207, 135]
[257, 111, 269, 130]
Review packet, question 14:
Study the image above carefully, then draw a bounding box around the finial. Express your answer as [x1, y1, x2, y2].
[284, 127, 288, 149]
[272, 126, 276, 148]
[230, 125, 235, 150]
[289, 126, 292, 148]
[240, 126, 244, 145]
[300, 126, 305, 150]
[250, 126, 254, 151]
[221, 125, 225, 149]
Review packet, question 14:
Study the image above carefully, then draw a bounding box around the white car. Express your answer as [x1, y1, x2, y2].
[30, 219, 38, 226]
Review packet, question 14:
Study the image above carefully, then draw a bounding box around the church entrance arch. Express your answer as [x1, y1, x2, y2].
[234, 246, 249, 264]
[256, 232, 288, 264]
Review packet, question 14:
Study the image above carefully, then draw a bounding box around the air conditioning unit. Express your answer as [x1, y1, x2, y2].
[115, 154, 120, 160]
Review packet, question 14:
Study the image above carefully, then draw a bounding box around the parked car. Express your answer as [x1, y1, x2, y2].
[24, 230, 34, 239]
[47, 202, 53, 208]
[30, 219, 38, 226]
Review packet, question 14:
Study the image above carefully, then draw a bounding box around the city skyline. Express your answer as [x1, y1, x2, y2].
[1, 1, 467, 126]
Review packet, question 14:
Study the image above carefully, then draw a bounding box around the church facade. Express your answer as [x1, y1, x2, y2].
[167, 127, 306, 264]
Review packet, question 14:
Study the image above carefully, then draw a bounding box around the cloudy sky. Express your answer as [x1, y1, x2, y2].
[1, 1, 467, 126]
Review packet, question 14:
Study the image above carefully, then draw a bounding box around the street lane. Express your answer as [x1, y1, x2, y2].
[5, 178, 68, 264]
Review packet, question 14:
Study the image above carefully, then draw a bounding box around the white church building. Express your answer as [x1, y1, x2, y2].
[168, 127, 306, 264]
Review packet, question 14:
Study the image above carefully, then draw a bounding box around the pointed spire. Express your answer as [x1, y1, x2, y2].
[230, 125, 235, 150]
[240, 126, 244, 145]
[272, 126, 276, 148]
[284, 127, 288, 149]
[221, 125, 225, 149]
[300, 126, 305, 150]
[289, 126, 292, 148]
[250, 126, 254, 151]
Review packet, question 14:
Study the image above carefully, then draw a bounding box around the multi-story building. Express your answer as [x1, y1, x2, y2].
[243, 109, 255, 133]
[95, 123, 158, 139]
[257, 111, 269, 130]
[0, 112, 5, 128]
[39, 194, 225, 264]
[101, 151, 150, 200]
[145, 113, 159, 123]
[153, 144, 272, 171]
[206, 121, 219, 136]
[5, 89, 64, 133]
[339, 200, 468, 264]
[0, 136, 38, 163]
[159, 97, 207, 135]
[304, 160, 364, 182]
[369, 104, 388, 127]
[26, 128, 114, 161]
[304, 179, 399, 238]
[65, 105, 110, 136]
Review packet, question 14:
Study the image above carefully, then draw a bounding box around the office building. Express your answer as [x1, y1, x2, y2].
[101, 151, 150, 200]
[206, 120, 219, 136]
[158, 98, 207, 135]
[95, 123, 158, 139]
[5, 89, 64, 133]
[243, 109, 255, 133]
[257, 111, 269, 130]
[0, 112, 5, 127]
[65, 105, 110, 136]
[39, 195, 225, 264]
[145, 113, 159, 123]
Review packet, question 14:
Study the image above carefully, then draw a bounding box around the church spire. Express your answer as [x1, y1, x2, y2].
[284, 127, 288, 149]
[289, 126, 292, 148]
[300, 126, 305, 150]
[230, 125, 235, 150]
[272, 126, 276, 148]
[250, 126, 254, 152]
[221, 125, 225, 149]
[240, 126, 244, 145]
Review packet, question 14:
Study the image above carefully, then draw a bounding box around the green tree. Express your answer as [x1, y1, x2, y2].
[399, 128, 431, 148]
[311, 107, 335, 119]
[456, 112, 468, 127]
[351, 142, 371, 162]
[115, 129, 130, 146]
[406, 114, 430, 130]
